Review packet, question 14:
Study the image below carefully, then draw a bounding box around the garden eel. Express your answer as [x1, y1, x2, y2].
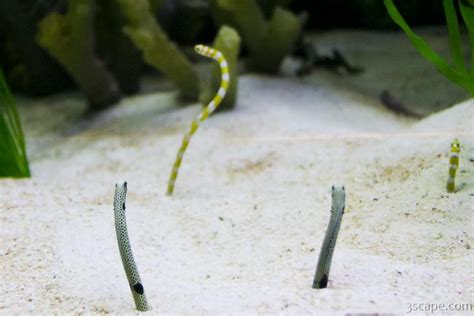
[166, 44, 230, 195]
[313, 185, 345, 289]
[113, 182, 150, 311]
[447, 138, 460, 193]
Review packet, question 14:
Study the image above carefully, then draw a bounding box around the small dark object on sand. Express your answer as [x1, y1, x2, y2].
[380, 90, 423, 118]
[295, 40, 364, 76]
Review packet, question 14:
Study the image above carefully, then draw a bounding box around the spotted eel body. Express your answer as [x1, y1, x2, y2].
[313, 185, 346, 289]
[166, 44, 230, 196]
[447, 138, 460, 193]
[113, 182, 150, 311]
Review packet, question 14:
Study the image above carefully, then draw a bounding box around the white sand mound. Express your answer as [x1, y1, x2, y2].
[413, 98, 473, 133]
[1, 75, 472, 315]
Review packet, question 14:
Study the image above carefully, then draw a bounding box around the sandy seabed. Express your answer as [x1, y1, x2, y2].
[2, 25, 474, 315]
[1, 73, 472, 315]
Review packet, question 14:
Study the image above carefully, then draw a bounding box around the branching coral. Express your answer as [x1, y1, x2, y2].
[257, 0, 294, 18]
[0, 0, 72, 95]
[210, 0, 302, 73]
[96, 0, 142, 95]
[200, 25, 241, 110]
[37, 0, 120, 110]
[118, 0, 200, 100]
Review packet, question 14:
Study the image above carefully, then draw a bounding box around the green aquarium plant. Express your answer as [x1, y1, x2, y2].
[0, 69, 30, 178]
[37, 0, 120, 110]
[118, 0, 200, 100]
[200, 25, 241, 110]
[384, 0, 474, 96]
[210, 0, 302, 73]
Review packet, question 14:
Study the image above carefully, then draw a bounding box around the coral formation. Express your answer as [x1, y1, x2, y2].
[37, 0, 120, 110]
[0, 0, 72, 95]
[257, 0, 294, 17]
[210, 0, 302, 73]
[118, 0, 200, 100]
[96, 0, 142, 95]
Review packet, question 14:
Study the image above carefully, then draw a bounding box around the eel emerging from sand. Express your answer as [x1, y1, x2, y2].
[313, 185, 346, 289]
[447, 138, 460, 193]
[113, 182, 150, 311]
[166, 44, 230, 196]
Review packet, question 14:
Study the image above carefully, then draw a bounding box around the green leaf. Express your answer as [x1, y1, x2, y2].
[443, 0, 466, 72]
[459, 0, 474, 74]
[384, 0, 473, 95]
[0, 69, 30, 177]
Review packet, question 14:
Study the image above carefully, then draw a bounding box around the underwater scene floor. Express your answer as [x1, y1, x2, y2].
[1, 30, 473, 315]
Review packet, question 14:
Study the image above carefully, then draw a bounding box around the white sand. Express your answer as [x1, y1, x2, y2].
[1, 71, 473, 315]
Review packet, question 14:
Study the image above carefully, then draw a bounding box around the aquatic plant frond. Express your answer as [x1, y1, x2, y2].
[0, 69, 30, 177]
[459, 0, 474, 74]
[384, 0, 474, 96]
[443, 0, 467, 72]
